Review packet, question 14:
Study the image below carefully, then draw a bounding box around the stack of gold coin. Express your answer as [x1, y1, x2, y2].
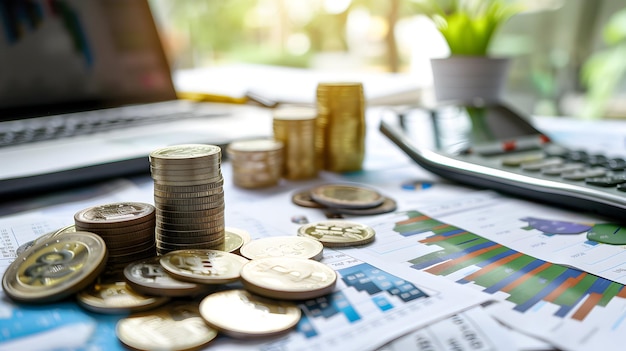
[272, 106, 318, 180]
[149, 144, 225, 255]
[74, 202, 156, 272]
[315, 82, 366, 172]
[226, 139, 284, 188]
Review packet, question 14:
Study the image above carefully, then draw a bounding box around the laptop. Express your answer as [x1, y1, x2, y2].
[0, 0, 272, 197]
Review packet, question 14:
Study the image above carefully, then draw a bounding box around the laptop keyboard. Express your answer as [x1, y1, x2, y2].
[0, 101, 200, 147]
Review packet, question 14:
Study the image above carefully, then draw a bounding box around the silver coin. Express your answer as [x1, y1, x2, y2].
[326, 197, 397, 216]
[240, 256, 337, 300]
[123, 257, 212, 297]
[16, 224, 76, 256]
[149, 144, 221, 162]
[3, 231, 108, 303]
[159, 249, 248, 284]
[153, 180, 224, 193]
[297, 220, 376, 247]
[239, 236, 323, 261]
[199, 289, 300, 339]
[117, 302, 218, 351]
[74, 202, 155, 228]
[77, 277, 169, 314]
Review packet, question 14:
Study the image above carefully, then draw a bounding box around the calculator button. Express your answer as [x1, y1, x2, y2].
[586, 175, 626, 187]
[501, 153, 544, 167]
[543, 144, 569, 158]
[561, 168, 606, 181]
[565, 150, 589, 162]
[602, 158, 626, 171]
[520, 158, 563, 171]
[586, 154, 609, 167]
[540, 163, 585, 176]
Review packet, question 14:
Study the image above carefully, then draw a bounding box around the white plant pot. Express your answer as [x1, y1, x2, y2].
[430, 57, 510, 104]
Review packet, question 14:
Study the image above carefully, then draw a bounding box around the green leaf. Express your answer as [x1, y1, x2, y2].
[411, 0, 521, 56]
[603, 8, 626, 45]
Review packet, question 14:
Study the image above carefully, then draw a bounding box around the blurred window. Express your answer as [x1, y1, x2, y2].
[149, 0, 626, 119]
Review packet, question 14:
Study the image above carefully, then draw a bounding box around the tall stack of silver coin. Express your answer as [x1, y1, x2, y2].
[149, 144, 225, 255]
[74, 202, 156, 273]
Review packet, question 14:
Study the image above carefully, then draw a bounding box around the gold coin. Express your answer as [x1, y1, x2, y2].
[239, 236, 323, 261]
[291, 190, 326, 208]
[225, 227, 251, 244]
[326, 197, 397, 216]
[309, 183, 384, 209]
[221, 228, 247, 253]
[2, 231, 107, 303]
[240, 257, 337, 300]
[77, 277, 169, 314]
[74, 202, 155, 228]
[297, 220, 375, 247]
[199, 289, 301, 339]
[315, 82, 365, 172]
[117, 301, 218, 351]
[227, 139, 283, 153]
[159, 249, 248, 284]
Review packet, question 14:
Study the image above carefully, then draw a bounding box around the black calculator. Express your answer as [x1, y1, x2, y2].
[379, 102, 626, 220]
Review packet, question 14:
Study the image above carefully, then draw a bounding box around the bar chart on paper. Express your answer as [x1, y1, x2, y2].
[288, 251, 445, 350]
[298, 258, 430, 338]
[399, 213, 626, 321]
[356, 191, 626, 350]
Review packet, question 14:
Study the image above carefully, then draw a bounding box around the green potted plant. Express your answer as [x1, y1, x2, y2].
[410, 0, 521, 103]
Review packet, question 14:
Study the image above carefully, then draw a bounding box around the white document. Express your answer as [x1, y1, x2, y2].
[0, 176, 491, 351]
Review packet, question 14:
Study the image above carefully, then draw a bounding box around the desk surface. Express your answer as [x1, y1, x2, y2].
[1, 110, 625, 351]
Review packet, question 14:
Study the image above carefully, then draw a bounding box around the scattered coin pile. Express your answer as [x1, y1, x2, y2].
[2, 219, 376, 348]
[315, 82, 366, 172]
[226, 138, 284, 188]
[74, 202, 156, 273]
[272, 106, 318, 180]
[149, 144, 226, 255]
[292, 183, 397, 216]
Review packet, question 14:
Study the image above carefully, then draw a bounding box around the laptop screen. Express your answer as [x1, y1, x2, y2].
[0, 0, 177, 121]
